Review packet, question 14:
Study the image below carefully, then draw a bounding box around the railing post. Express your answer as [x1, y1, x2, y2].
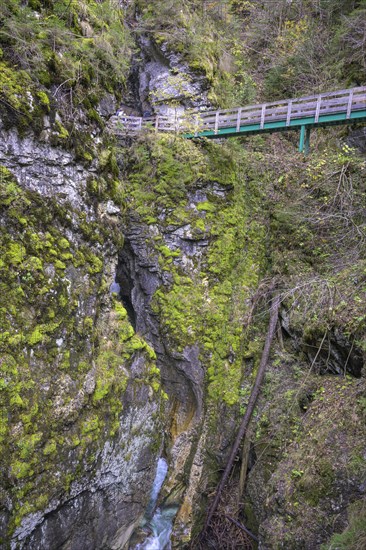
[346, 89, 354, 119]
[260, 104, 266, 129]
[315, 95, 322, 123]
[214, 111, 220, 134]
[155, 116, 159, 132]
[236, 108, 242, 132]
[286, 100, 292, 126]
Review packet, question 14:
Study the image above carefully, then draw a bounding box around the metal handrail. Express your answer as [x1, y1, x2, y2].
[110, 87, 366, 136]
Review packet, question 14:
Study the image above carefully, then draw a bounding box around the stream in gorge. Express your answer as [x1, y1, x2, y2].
[132, 458, 178, 550]
[110, 284, 178, 549]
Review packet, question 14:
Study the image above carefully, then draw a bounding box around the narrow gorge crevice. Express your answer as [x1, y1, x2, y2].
[114, 232, 207, 543]
[116, 235, 204, 426]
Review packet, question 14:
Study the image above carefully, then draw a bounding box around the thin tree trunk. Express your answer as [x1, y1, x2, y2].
[205, 293, 281, 529]
[238, 432, 251, 501]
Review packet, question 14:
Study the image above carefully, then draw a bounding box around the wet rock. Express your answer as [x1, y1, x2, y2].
[97, 94, 117, 117]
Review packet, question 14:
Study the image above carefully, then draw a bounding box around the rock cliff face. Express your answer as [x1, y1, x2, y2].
[2, 112, 365, 549]
[0, 9, 221, 543]
[0, 123, 165, 548]
[0, 125, 94, 212]
[12, 372, 161, 550]
[114, 134, 271, 544]
[115, 200, 237, 545]
[0, 108, 245, 548]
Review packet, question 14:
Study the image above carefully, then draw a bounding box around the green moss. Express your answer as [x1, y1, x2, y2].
[196, 201, 216, 213]
[0, 61, 34, 122]
[83, 152, 93, 162]
[86, 253, 103, 274]
[36, 90, 50, 108]
[158, 245, 180, 259]
[54, 121, 69, 140]
[6, 242, 26, 266]
[81, 416, 100, 435]
[43, 440, 57, 456]
[83, 317, 94, 332]
[72, 250, 86, 268]
[114, 301, 127, 320]
[58, 238, 70, 250]
[194, 218, 206, 232]
[10, 393, 25, 408]
[28, 323, 59, 346]
[54, 259, 67, 270]
[11, 460, 33, 480]
[127, 138, 268, 405]
[17, 432, 43, 460]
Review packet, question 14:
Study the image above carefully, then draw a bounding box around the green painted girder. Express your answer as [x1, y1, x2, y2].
[183, 109, 366, 139]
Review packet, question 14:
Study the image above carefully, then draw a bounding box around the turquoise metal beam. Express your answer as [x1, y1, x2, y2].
[183, 109, 366, 140]
[304, 128, 311, 156]
[299, 127, 311, 154]
[299, 125, 306, 153]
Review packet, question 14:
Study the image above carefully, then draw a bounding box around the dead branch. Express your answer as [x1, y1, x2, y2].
[224, 514, 259, 543]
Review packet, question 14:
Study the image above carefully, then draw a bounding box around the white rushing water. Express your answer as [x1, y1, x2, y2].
[109, 281, 121, 294]
[135, 458, 178, 550]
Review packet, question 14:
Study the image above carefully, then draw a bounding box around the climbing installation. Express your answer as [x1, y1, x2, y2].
[110, 86, 366, 153]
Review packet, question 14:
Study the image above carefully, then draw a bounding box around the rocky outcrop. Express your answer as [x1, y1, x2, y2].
[115, 145, 252, 544]
[0, 124, 94, 213]
[127, 36, 210, 116]
[280, 309, 364, 377]
[345, 127, 366, 154]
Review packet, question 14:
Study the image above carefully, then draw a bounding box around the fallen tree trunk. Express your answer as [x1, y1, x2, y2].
[205, 293, 281, 529]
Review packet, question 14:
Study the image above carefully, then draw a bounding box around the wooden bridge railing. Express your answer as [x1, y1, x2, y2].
[194, 87, 366, 133]
[110, 86, 366, 138]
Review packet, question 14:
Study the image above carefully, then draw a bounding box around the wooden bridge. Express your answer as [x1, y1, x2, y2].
[110, 87, 366, 153]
